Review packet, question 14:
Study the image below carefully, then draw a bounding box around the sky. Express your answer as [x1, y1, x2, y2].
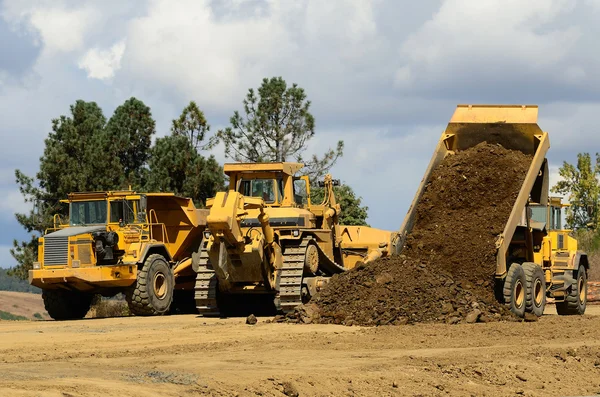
[1, 0, 599, 268]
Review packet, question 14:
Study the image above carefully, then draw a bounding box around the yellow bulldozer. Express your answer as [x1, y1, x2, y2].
[29, 190, 208, 320]
[194, 162, 399, 315]
[398, 104, 589, 318]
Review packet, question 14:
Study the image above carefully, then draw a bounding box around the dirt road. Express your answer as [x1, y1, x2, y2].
[1, 306, 600, 397]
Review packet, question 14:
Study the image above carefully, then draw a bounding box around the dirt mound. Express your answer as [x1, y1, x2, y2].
[312, 142, 532, 325]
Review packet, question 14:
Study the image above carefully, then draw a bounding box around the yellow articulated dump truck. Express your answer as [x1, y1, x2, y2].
[29, 191, 208, 320]
[398, 104, 589, 318]
[194, 163, 399, 315]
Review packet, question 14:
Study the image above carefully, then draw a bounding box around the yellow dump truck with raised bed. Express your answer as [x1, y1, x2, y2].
[29, 191, 208, 320]
[397, 104, 589, 318]
[194, 162, 399, 315]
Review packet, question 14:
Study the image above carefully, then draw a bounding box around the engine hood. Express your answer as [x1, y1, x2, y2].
[44, 225, 106, 238]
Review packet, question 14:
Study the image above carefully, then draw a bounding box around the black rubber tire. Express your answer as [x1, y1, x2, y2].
[556, 265, 587, 316]
[522, 262, 546, 317]
[502, 263, 527, 318]
[126, 254, 174, 316]
[42, 289, 93, 320]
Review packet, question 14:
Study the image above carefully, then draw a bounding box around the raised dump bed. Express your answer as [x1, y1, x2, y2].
[397, 105, 549, 277]
[396, 104, 588, 318]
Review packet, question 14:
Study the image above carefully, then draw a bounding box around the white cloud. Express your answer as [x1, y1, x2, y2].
[0, 0, 600, 238]
[78, 40, 126, 80]
[394, 0, 583, 93]
[117, 0, 386, 115]
[2, 2, 98, 53]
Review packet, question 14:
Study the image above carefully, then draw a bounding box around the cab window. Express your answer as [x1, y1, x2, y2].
[293, 178, 308, 205]
[109, 199, 139, 224]
[239, 179, 281, 203]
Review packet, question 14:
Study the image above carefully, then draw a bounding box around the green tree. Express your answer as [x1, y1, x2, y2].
[146, 135, 224, 206]
[11, 100, 124, 279]
[310, 184, 369, 226]
[216, 76, 344, 179]
[551, 152, 600, 229]
[105, 97, 155, 187]
[171, 101, 215, 151]
[146, 102, 224, 206]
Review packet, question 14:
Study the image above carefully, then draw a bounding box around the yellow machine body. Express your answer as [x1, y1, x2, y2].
[194, 162, 398, 314]
[30, 191, 208, 293]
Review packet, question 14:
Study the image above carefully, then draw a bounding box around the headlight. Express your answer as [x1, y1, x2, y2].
[33, 262, 41, 270]
[292, 230, 300, 237]
[204, 230, 211, 239]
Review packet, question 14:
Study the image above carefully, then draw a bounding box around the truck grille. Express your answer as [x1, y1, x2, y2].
[44, 236, 69, 266]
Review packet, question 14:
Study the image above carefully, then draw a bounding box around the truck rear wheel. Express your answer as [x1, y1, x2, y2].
[42, 289, 93, 320]
[126, 254, 174, 316]
[556, 265, 587, 315]
[503, 263, 526, 318]
[522, 262, 546, 317]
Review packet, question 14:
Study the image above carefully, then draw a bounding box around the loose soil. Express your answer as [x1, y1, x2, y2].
[313, 142, 532, 326]
[1, 308, 600, 396]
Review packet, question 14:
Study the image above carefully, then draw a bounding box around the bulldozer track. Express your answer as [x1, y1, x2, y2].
[277, 237, 310, 313]
[194, 238, 220, 316]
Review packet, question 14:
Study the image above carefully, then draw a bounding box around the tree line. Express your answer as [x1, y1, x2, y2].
[10, 77, 369, 279]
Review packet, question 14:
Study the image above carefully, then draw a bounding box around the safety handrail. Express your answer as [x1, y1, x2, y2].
[147, 209, 170, 245]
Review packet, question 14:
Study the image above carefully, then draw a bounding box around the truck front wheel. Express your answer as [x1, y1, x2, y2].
[42, 289, 93, 320]
[126, 254, 174, 316]
[503, 263, 526, 318]
[556, 265, 587, 316]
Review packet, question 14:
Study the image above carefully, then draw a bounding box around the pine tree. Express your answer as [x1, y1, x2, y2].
[105, 97, 155, 187]
[216, 77, 344, 180]
[146, 102, 224, 207]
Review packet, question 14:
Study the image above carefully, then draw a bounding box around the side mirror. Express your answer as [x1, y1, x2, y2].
[140, 195, 147, 212]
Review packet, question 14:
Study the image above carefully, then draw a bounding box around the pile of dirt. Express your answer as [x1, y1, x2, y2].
[310, 142, 533, 325]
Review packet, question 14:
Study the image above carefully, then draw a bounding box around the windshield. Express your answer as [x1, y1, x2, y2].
[70, 201, 107, 226]
[238, 179, 282, 203]
[530, 206, 547, 224]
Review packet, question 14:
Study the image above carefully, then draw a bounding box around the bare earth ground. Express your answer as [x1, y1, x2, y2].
[0, 291, 49, 320]
[0, 306, 599, 396]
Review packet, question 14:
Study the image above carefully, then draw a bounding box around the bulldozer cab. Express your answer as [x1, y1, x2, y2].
[223, 162, 308, 208]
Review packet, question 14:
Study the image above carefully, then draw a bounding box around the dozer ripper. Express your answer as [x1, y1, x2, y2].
[398, 104, 589, 318]
[194, 162, 399, 315]
[29, 191, 208, 320]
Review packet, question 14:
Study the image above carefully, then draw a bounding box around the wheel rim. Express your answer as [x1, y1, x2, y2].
[515, 280, 524, 308]
[579, 275, 586, 303]
[534, 278, 544, 307]
[305, 245, 319, 274]
[153, 272, 167, 300]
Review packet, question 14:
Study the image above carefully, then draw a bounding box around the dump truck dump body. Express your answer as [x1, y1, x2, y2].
[398, 105, 549, 277]
[397, 104, 588, 318]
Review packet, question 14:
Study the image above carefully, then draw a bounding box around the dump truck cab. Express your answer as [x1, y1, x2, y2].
[30, 190, 207, 320]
